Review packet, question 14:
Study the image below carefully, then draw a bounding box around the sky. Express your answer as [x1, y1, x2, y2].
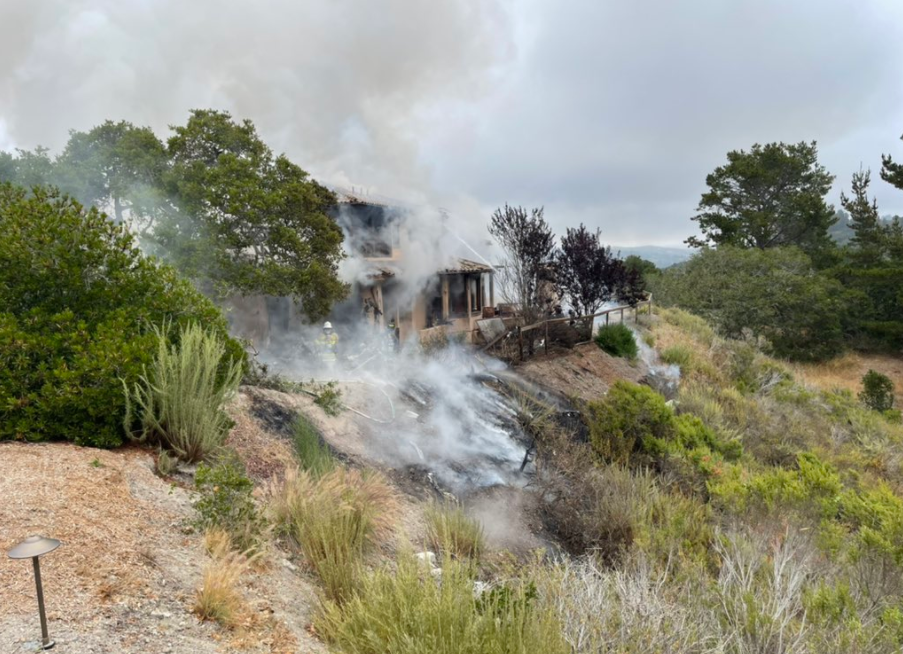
[2, 0, 903, 247]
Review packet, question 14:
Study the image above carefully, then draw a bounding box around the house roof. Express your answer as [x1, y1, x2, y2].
[441, 259, 494, 274]
[365, 264, 397, 280]
[331, 186, 404, 209]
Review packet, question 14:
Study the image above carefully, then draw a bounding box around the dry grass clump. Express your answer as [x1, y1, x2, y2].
[530, 523, 869, 654]
[316, 551, 569, 654]
[267, 465, 397, 603]
[534, 426, 712, 567]
[424, 500, 485, 560]
[194, 529, 259, 627]
[532, 555, 717, 653]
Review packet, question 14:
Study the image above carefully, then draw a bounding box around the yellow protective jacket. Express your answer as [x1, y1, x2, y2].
[315, 333, 339, 362]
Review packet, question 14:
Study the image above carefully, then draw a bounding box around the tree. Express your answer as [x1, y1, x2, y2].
[687, 142, 836, 257]
[881, 134, 903, 192]
[623, 255, 659, 281]
[859, 370, 895, 413]
[840, 168, 885, 266]
[651, 246, 845, 361]
[156, 110, 347, 320]
[0, 147, 54, 187]
[832, 160, 903, 350]
[488, 204, 555, 322]
[55, 120, 169, 229]
[615, 264, 647, 308]
[0, 183, 241, 447]
[555, 224, 619, 316]
[0, 112, 349, 322]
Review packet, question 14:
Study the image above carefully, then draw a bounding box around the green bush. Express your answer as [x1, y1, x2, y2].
[651, 247, 845, 361]
[586, 381, 742, 471]
[586, 382, 676, 465]
[860, 370, 895, 412]
[309, 380, 344, 416]
[292, 414, 336, 476]
[193, 453, 265, 553]
[0, 184, 242, 447]
[594, 323, 638, 359]
[424, 500, 485, 560]
[316, 552, 569, 654]
[124, 322, 243, 462]
[709, 452, 842, 515]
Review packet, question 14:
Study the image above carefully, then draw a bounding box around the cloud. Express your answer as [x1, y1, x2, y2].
[2, 0, 903, 247]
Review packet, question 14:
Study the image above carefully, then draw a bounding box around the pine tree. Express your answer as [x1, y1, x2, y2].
[840, 168, 885, 266]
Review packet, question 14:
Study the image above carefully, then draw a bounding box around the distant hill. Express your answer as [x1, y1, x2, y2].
[612, 245, 693, 268]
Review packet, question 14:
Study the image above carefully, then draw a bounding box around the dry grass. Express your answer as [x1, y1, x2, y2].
[317, 551, 570, 654]
[267, 465, 398, 603]
[791, 352, 903, 397]
[204, 526, 233, 559]
[424, 500, 485, 560]
[193, 529, 261, 627]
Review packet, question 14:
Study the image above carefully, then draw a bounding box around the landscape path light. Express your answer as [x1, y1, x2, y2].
[8, 535, 61, 650]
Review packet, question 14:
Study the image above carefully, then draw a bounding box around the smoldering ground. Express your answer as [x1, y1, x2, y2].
[257, 315, 532, 495]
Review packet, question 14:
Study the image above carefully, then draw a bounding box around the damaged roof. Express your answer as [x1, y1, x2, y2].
[441, 259, 494, 274]
[365, 264, 397, 280]
[332, 186, 405, 209]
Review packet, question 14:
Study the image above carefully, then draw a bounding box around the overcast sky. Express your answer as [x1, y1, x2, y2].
[2, 0, 903, 246]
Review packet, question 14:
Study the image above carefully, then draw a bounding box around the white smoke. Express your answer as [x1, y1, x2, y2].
[261, 335, 529, 493]
[0, 0, 514, 204]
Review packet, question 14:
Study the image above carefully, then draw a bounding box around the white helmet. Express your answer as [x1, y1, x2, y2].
[323, 321, 333, 329]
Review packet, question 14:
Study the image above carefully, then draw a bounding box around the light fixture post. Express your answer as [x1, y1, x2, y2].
[8, 535, 61, 651]
[33, 555, 52, 649]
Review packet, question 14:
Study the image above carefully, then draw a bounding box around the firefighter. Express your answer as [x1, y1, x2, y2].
[316, 322, 339, 365]
[386, 318, 400, 353]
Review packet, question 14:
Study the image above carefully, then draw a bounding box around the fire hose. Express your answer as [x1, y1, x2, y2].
[303, 378, 397, 425]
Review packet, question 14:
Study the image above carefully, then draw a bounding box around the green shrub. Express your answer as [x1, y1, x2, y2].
[292, 414, 335, 477]
[0, 184, 242, 447]
[586, 382, 674, 465]
[193, 454, 265, 552]
[424, 500, 485, 560]
[709, 452, 842, 515]
[651, 247, 845, 361]
[124, 322, 243, 462]
[309, 380, 344, 416]
[660, 345, 694, 368]
[155, 448, 179, 477]
[316, 552, 569, 654]
[594, 323, 638, 359]
[860, 370, 895, 412]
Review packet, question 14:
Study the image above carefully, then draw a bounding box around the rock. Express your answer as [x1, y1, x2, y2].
[415, 551, 437, 567]
[281, 559, 298, 572]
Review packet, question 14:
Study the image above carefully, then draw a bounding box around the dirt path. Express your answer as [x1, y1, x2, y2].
[0, 442, 324, 654]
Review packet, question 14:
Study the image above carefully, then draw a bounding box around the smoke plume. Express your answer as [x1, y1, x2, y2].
[0, 0, 513, 205]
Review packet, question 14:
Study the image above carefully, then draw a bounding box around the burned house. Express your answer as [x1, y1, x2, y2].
[227, 190, 495, 349]
[333, 190, 495, 344]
